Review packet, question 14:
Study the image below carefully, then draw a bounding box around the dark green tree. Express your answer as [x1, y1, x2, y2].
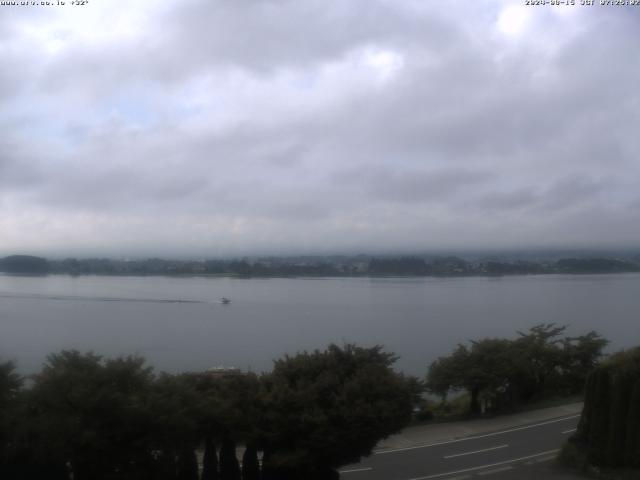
[259, 344, 419, 478]
[624, 380, 640, 467]
[202, 437, 219, 480]
[425, 351, 460, 403]
[465, 339, 515, 413]
[177, 448, 199, 480]
[147, 373, 203, 479]
[242, 444, 260, 480]
[219, 437, 241, 480]
[510, 324, 567, 401]
[560, 331, 609, 394]
[427, 325, 608, 414]
[0, 361, 23, 478]
[427, 340, 514, 414]
[28, 351, 155, 480]
[192, 371, 263, 443]
[570, 347, 640, 469]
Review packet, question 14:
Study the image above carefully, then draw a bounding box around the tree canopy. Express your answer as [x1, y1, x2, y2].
[0, 344, 419, 480]
[426, 324, 608, 414]
[259, 344, 420, 477]
[568, 346, 640, 469]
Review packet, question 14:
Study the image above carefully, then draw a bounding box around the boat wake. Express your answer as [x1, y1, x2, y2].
[0, 292, 205, 304]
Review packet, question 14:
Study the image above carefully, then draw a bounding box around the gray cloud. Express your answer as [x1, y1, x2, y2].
[1, 1, 640, 255]
[0, 139, 45, 189]
[333, 166, 491, 204]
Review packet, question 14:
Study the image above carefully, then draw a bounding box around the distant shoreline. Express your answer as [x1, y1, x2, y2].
[1, 253, 639, 278]
[2, 270, 640, 280]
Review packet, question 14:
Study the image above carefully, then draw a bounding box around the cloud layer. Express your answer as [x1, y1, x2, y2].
[1, 0, 639, 256]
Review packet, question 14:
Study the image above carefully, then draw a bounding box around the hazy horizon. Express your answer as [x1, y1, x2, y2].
[2, 246, 640, 262]
[2, 1, 639, 255]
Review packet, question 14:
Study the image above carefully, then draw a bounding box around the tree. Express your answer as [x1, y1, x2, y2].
[560, 331, 608, 394]
[569, 347, 640, 469]
[466, 339, 515, 413]
[624, 380, 640, 467]
[28, 351, 155, 480]
[219, 437, 241, 480]
[177, 448, 198, 480]
[147, 373, 203, 479]
[427, 340, 515, 414]
[427, 325, 608, 414]
[510, 324, 567, 401]
[202, 437, 219, 480]
[259, 344, 420, 478]
[0, 362, 23, 478]
[191, 370, 263, 479]
[242, 444, 260, 480]
[426, 345, 469, 404]
[192, 371, 263, 442]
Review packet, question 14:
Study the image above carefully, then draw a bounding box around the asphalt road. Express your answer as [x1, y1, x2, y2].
[339, 414, 581, 480]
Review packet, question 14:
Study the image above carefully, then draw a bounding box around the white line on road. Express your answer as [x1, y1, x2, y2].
[339, 467, 373, 474]
[375, 415, 579, 455]
[407, 449, 559, 480]
[477, 466, 514, 476]
[533, 455, 557, 463]
[444, 444, 509, 459]
[562, 428, 577, 434]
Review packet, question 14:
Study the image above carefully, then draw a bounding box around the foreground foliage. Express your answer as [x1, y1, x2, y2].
[260, 345, 420, 478]
[0, 344, 418, 480]
[566, 347, 640, 470]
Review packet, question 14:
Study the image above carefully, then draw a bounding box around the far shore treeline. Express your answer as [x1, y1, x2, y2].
[1, 326, 610, 480]
[1, 253, 640, 277]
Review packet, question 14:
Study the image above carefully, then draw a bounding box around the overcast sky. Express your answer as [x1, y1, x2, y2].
[1, 0, 639, 257]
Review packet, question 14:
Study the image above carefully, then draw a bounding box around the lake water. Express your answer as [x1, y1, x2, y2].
[1, 273, 639, 376]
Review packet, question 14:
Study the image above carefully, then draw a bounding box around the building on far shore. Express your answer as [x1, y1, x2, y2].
[204, 366, 243, 378]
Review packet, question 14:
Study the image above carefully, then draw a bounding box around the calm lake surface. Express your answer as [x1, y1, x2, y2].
[1, 273, 639, 376]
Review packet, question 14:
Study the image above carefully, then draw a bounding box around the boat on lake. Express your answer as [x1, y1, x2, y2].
[220, 297, 231, 304]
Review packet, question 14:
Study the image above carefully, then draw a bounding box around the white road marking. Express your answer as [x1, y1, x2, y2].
[375, 415, 579, 455]
[444, 444, 509, 459]
[339, 467, 373, 474]
[533, 455, 556, 463]
[407, 449, 559, 480]
[562, 428, 577, 434]
[477, 465, 514, 476]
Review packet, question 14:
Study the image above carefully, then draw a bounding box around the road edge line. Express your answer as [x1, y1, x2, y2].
[407, 449, 560, 480]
